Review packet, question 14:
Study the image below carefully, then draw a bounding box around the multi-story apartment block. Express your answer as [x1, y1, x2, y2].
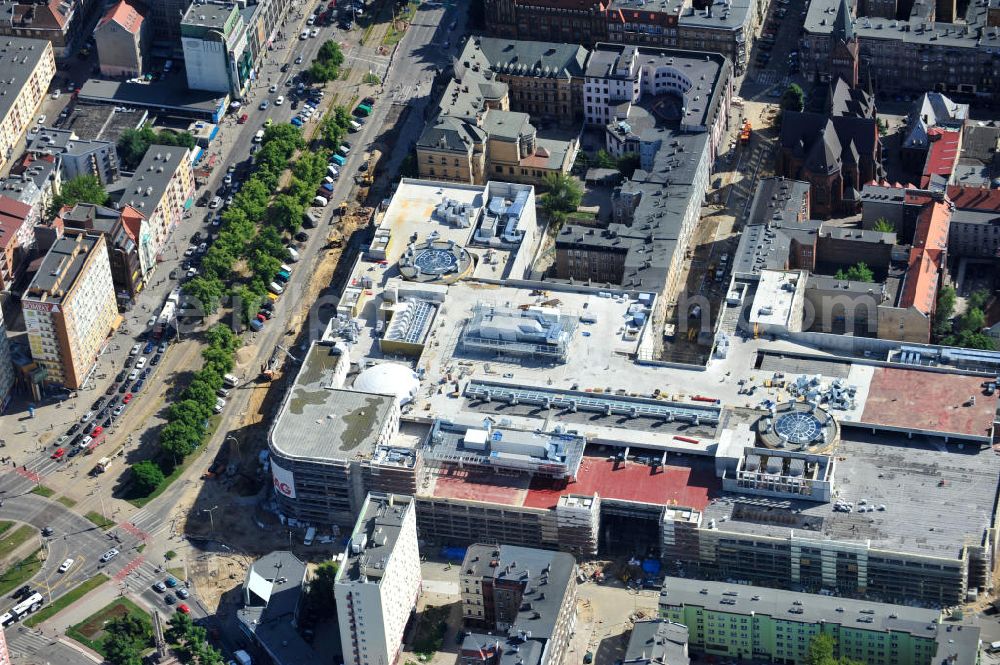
[58, 203, 144, 307]
[802, 0, 1000, 103]
[335, 493, 421, 665]
[115, 145, 193, 277]
[659, 578, 980, 665]
[553, 43, 731, 303]
[461, 544, 578, 665]
[484, 0, 762, 75]
[0, 38, 55, 173]
[2, 159, 59, 217]
[0, 0, 101, 55]
[94, 0, 149, 78]
[416, 37, 586, 186]
[0, 195, 37, 292]
[181, 1, 252, 99]
[27, 128, 120, 186]
[22, 234, 118, 389]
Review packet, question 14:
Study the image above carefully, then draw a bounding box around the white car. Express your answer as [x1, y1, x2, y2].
[136, 357, 147, 370]
[58, 558, 74, 573]
[130, 343, 141, 355]
[51, 89, 61, 99]
[80, 411, 94, 423]
[310, 28, 319, 37]
[36, 114, 46, 125]
[275, 95, 284, 106]
[100, 548, 119, 563]
[269, 83, 278, 93]
[259, 99, 269, 110]
[299, 30, 309, 39]
[184, 246, 196, 257]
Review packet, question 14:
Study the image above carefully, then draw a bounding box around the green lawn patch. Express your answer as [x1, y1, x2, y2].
[84, 512, 115, 530]
[0, 549, 43, 597]
[0, 524, 35, 559]
[24, 574, 109, 627]
[30, 485, 55, 498]
[66, 597, 152, 657]
[56, 496, 77, 509]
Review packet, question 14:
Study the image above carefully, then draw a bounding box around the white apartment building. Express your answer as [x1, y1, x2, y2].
[23, 235, 118, 389]
[0, 38, 56, 173]
[116, 145, 193, 274]
[335, 493, 421, 665]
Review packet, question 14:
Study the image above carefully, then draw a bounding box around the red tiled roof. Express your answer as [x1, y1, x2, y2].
[0, 195, 32, 249]
[120, 205, 144, 242]
[920, 128, 961, 188]
[946, 185, 1000, 211]
[98, 0, 145, 34]
[898, 201, 950, 315]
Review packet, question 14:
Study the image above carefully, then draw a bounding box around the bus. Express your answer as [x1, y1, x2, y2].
[2, 592, 45, 625]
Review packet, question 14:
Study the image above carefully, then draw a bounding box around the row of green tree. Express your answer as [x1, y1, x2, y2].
[309, 40, 345, 83]
[184, 120, 333, 323]
[130, 324, 240, 496]
[935, 286, 996, 350]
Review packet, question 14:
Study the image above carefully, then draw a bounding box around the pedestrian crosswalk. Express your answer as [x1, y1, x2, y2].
[755, 69, 781, 86]
[7, 627, 53, 660]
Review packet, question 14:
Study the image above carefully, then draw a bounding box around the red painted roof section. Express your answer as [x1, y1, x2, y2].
[98, 0, 145, 33]
[946, 185, 1000, 211]
[524, 455, 717, 510]
[861, 367, 998, 439]
[898, 200, 950, 315]
[920, 128, 960, 188]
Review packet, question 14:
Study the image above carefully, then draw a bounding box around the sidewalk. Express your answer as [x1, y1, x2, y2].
[39, 579, 119, 636]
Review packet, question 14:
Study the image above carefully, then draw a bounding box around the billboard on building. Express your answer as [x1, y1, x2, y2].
[271, 459, 296, 499]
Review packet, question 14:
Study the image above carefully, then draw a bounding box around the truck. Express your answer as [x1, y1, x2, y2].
[233, 650, 253, 665]
[355, 148, 382, 186]
[93, 456, 113, 474]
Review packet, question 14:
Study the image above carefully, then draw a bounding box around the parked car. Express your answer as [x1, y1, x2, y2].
[58, 558, 74, 573]
[51, 448, 66, 460]
[100, 549, 119, 563]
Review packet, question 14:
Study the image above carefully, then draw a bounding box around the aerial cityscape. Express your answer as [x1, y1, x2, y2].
[0, 0, 996, 663]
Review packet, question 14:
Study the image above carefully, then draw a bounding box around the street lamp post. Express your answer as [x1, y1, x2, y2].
[202, 505, 219, 532]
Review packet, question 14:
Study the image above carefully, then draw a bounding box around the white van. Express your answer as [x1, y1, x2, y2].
[327, 165, 339, 178]
[268, 281, 285, 295]
[312, 195, 329, 207]
[303, 526, 316, 546]
[253, 129, 265, 143]
[286, 246, 300, 262]
[223, 373, 240, 388]
[279, 263, 293, 274]
[348, 120, 361, 132]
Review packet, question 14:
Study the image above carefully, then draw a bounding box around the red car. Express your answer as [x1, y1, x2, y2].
[256, 313, 266, 323]
[238, 113, 249, 124]
[176, 604, 190, 614]
[123, 393, 134, 404]
[51, 448, 65, 460]
[90, 425, 103, 437]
